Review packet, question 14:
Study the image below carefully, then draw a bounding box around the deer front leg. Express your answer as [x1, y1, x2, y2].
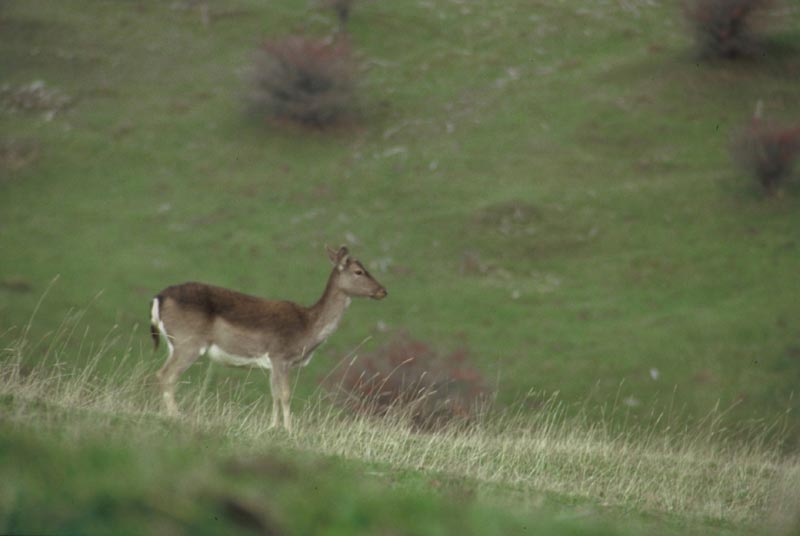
[269, 365, 281, 429]
[268, 361, 292, 431]
[280, 369, 293, 432]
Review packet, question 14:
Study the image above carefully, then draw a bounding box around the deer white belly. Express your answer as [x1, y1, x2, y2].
[205, 344, 272, 369]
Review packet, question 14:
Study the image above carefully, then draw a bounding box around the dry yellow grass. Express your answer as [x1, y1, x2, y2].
[2, 313, 799, 531]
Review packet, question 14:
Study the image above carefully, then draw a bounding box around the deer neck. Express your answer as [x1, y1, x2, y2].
[308, 272, 351, 345]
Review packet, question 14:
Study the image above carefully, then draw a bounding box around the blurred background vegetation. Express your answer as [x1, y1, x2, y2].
[2, 0, 800, 530]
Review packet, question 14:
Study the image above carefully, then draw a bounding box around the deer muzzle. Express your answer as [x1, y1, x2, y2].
[372, 287, 388, 300]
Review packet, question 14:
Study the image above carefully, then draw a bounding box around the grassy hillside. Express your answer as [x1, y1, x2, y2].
[2, 346, 798, 535]
[2, 0, 800, 531]
[0, 409, 702, 536]
[0, 0, 800, 428]
[2, 405, 596, 536]
[3, 0, 799, 432]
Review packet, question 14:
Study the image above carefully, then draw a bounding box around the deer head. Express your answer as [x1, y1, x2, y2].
[326, 245, 387, 300]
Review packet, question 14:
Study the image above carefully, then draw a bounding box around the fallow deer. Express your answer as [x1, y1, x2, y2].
[149, 246, 387, 430]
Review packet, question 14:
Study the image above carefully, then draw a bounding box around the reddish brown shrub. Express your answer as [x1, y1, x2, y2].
[324, 333, 490, 431]
[248, 35, 356, 127]
[685, 0, 773, 58]
[734, 118, 800, 192]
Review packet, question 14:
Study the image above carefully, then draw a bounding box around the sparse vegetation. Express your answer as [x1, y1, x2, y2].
[734, 117, 800, 192]
[247, 35, 357, 127]
[684, 0, 773, 58]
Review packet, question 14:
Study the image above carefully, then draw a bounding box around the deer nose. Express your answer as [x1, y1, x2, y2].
[374, 287, 388, 299]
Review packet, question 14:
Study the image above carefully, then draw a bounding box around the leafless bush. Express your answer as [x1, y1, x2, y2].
[324, 333, 490, 431]
[734, 117, 800, 192]
[247, 35, 357, 127]
[685, 0, 773, 58]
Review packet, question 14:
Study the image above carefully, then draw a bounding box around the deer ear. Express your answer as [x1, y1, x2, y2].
[326, 245, 338, 265]
[336, 246, 350, 269]
[326, 245, 350, 269]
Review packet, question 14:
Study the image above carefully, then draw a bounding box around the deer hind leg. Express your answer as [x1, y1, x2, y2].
[156, 338, 205, 417]
[269, 361, 292, 431]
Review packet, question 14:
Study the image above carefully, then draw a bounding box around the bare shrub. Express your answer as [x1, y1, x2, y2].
[324, 332, 489, 431]
[734, 117, 800, 192]
[684, 0, 773, 58]
[247, 35, 357, 127]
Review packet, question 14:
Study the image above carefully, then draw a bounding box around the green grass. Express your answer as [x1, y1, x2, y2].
[0, 414, 656, 536]
[2, 407, 576, 536]
[2, 0, 800, 426]
[2, 0, 800, 532]
[2, 338, 798, 535]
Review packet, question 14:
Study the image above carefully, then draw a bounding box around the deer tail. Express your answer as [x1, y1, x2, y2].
[150, 296, 162, 350]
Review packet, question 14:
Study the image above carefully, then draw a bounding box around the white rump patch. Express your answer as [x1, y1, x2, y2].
[151, 298, 173, 355]
[206, 344, 272, 369]
[150, 297, 160, 326]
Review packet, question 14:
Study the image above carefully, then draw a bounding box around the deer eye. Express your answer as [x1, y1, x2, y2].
[354, 269, 364, 276]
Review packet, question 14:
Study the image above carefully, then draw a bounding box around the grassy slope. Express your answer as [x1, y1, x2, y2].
[0, 420, 742, 536]
[2, 366, 790, 536]
[2, 0, 800, 429]
[2, 407, 584, 536]
[1, 2, 800, 530]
